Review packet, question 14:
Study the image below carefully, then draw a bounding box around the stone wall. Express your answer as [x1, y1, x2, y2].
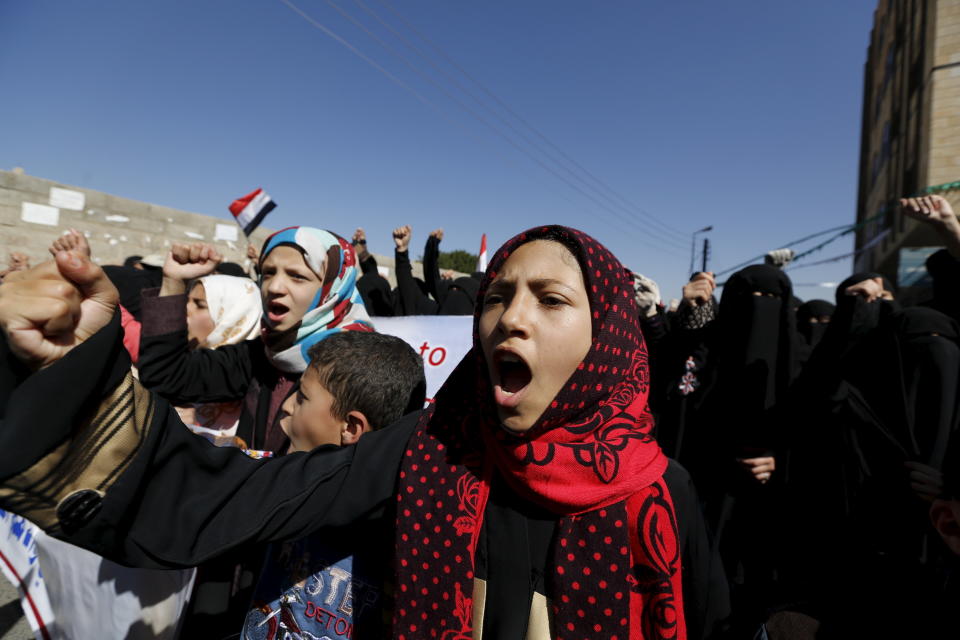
[0, 169, 422, 284]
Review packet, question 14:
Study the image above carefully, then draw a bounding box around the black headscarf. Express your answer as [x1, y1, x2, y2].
[436, 276, 479, 316]
[796, 299, 835, 350]
[356, 272, 396, 317]
[925, 249, 960, 324]
[836, 272, 896, 302]
[102, 265, 164, 321]
[849, 307, 960, 468]
[716, 265, 798, 433]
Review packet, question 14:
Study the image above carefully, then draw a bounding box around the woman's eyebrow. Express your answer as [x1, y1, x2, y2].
[528, 277, 577, 293]
[487, 279, 515, 292]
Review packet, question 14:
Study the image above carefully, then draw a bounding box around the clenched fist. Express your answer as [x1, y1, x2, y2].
[0, 251, 119, 370]
[161, 243, 223, 296]
[393, 225, 412, 253]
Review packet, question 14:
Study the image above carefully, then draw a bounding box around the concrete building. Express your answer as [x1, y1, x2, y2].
[854, 0, 960, 300]
[0, 168, 421, 285]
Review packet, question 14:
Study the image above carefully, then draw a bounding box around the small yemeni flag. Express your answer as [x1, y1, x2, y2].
[476, 233, 488, 273]
[228, 188, 276, 236]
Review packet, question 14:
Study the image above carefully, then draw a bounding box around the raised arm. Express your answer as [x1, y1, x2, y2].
[136, 242, 255, 403]
[393, 225, 437, 315]
[352, 227, 379, 276]
[0, 256, 413, 568]
[422, 228, 445, 302]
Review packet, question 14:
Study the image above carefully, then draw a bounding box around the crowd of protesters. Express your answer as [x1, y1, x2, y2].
[0, 194, 956, 639]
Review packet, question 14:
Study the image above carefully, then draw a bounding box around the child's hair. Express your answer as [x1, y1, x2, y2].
[306, 332, 426, 430]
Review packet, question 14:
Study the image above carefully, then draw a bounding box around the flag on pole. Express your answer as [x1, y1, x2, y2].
[228, 188, 276, 236]
[476, 233, 488, 273]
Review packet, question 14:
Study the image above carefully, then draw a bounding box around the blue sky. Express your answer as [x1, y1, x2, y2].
[0, 1, 880, 301]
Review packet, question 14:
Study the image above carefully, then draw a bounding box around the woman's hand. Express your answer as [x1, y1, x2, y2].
[738, 456, 776, 484]
[905, 461, 944, 503]
[49, 229, 91, 259]
[900, 195, 960, 259]
[0, 252, 119, 370]
[682, 272, 715, 307]
[843, 277, 888, 303]
[160, 243, 223, 296]
[393, 225, 412, 253]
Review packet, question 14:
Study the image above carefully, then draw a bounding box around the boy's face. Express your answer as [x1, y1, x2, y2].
[280, 367, 346, 453]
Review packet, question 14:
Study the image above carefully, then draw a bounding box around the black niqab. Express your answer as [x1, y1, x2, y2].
[436, 276, 479, 316]
[796, 299, 835, 351]
[715, 265, 798, 447]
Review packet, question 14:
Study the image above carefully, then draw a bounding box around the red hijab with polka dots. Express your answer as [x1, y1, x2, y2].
[394, 226, 685, 639]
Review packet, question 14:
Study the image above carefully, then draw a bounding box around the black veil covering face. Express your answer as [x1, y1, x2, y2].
[680, 265, 799, 633]
[714, 265, 799, 454]
[796, 299, 834, 346]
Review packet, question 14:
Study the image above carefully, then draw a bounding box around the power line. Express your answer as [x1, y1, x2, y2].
[370, 0, 693, 244]
[347, 0, 691, 250]
[277, 0, 688, 257]
[318, 0, 688, 252]
[715, 180, 960, 275]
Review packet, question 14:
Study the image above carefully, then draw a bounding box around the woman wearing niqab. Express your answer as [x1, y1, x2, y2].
[685, 265, 798, 633]
[782, 305, 960, 636]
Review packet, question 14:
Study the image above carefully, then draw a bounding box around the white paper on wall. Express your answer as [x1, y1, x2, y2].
[48, 187, 85, 211]
[214, 224, 239, 242]
[21, 202, 60, 226]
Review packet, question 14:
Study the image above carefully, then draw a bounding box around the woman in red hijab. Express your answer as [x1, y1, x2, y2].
[393, 225, 687, 638]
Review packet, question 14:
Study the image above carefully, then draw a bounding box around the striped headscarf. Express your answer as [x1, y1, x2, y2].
[259, 227, 374, 373]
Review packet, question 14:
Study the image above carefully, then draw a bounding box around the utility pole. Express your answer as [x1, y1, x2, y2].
[690, 226, 713, 275]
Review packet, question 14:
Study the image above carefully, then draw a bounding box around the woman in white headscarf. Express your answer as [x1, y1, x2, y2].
[178, 274, 262, 441]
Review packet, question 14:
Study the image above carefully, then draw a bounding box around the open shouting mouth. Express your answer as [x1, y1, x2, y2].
[492, 348, 533, 409]
[267, 300, 290, 324]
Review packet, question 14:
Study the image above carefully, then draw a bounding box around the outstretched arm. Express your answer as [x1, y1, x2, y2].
[0, 257, 414, 568]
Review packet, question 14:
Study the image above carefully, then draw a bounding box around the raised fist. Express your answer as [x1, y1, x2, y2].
[0, 251, 119, 370]
[429, 228, 444, 242]
[393, 225, 412, 253]
[682, 271, 715, 307]
[163, 243, 223, 282]
[50, 229, 91, 260]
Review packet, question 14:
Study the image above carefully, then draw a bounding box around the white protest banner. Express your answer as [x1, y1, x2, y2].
[373, 316, 473, 401]
[0, 509, 195, 640]
[0, 510, 54, 640]
[34, 534, 195, 640]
